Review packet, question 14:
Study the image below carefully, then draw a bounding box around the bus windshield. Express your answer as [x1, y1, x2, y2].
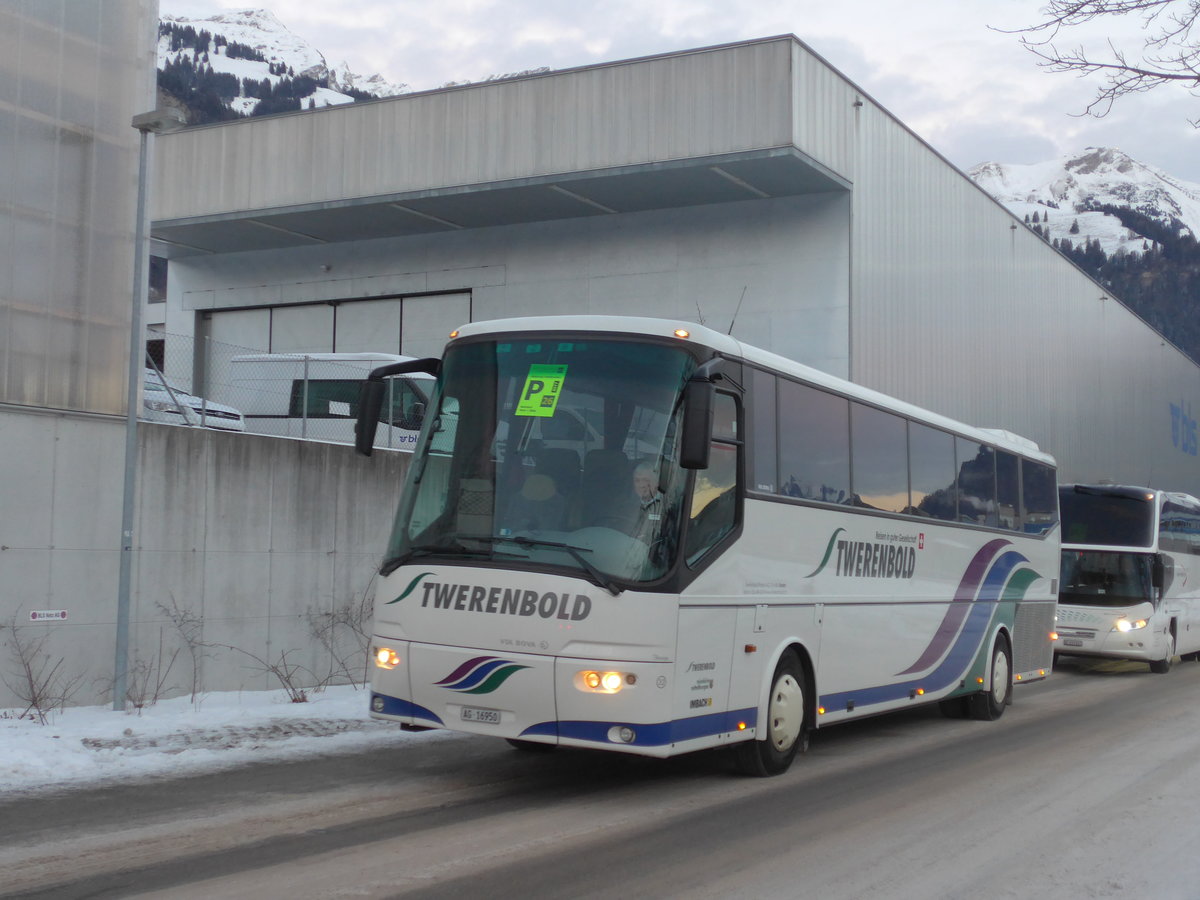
[1059, 550, 1156, 608]
[1059, 486, 1155, 547]
[382, 336, 696, 587]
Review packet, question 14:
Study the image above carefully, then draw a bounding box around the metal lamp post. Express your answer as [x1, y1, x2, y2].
[113, 107, 186, 711]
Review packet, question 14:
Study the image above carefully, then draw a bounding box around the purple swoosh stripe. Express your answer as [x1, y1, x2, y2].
[895, 538, 1010, 676]
[434, 656, 496, 686]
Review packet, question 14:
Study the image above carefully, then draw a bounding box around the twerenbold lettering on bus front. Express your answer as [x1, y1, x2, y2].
[420, 581, 592, 620]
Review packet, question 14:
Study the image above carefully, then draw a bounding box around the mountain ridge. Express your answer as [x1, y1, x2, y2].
[968, 147, 1200, 363]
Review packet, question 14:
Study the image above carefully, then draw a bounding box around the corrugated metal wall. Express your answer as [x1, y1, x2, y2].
[153, 40, 796, 221]
[0, 0, 155, 415]
[846, 87, 1200, 491]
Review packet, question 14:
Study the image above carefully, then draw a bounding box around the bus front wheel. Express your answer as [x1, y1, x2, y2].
[968, 637, 1011, 721]
[1149, 632, 1175, 674]
[736, 649, 807, 777]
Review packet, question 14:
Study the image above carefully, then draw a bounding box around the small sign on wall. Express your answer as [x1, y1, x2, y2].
[30, 610, 68, 622]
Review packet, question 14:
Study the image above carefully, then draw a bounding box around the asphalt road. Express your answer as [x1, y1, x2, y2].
[3, 656, 1199, 899]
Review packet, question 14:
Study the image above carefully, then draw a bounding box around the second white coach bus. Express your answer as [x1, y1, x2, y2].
[1056, 484, 1200, 672]
[356, 316, 1060, 775]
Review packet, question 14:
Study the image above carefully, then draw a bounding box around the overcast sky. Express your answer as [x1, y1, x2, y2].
[161, 0, 1200, 182]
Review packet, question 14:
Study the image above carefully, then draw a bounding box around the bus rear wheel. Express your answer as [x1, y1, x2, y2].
[736, 649, 807, 777]
[968, 637, 1011, 721]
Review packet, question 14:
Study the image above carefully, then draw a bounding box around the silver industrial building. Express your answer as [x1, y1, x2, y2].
[152, 35, 1200, 491]
[4, 22, 1200, 709]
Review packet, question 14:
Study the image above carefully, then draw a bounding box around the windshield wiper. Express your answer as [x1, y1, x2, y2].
[468, 535, 623, 596]
[380, 542, 513, 577]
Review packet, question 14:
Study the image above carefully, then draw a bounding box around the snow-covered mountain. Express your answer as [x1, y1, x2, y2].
[968, 147, 1200, 256]
[158, 8, 407, 118]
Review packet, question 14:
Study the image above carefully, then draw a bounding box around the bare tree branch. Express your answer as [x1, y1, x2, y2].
[995, 0, 1200, 120]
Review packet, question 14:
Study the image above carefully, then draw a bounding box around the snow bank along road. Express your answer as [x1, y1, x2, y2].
[3, 658, 1200, 899]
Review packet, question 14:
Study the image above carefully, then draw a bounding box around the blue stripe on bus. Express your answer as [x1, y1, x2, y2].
[520, 708, 758, 747]
[371, 692, 444, 725]
[818, 551, 1030, 712]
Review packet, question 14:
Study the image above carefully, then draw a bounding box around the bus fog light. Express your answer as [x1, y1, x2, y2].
[607, 726, 636, 744]
[374, 646, 400, 670]
[371, 696, 385, 712]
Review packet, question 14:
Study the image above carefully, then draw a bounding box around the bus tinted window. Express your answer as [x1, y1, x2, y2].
[851, 403, 909, 513]
[748, 369, 777, 493]
[1161, 499, 1200, 554]
[1023, 461, 1058, 534]
[909, 422, 956, 521]
[1059, 486, 1153, 546]
[957, 439, 997, 526]
[778, 380, 850, 505]
[996, 450, 1021, 532]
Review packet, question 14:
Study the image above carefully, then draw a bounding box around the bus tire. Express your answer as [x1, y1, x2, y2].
[968, 636, 1011, 721]
[735, 649, 807, 777]
[1149, 632, 1175, 674]
[506, 738, 556, 753]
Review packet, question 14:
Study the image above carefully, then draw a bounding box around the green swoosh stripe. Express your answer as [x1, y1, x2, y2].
[1002, 567, 1041, 601]
[806, 527, 846, 578]
[386, 571, 436, 605]
[463, 665, 530, 694]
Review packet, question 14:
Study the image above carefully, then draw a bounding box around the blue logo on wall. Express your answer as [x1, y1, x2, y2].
[1170, 400, 1197, 456]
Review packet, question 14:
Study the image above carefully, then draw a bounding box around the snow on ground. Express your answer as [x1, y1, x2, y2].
[0, 685, 451, 796]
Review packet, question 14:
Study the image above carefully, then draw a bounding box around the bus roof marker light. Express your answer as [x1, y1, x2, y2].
[674, 328, 690, 338]
[448, 329, 460, 339]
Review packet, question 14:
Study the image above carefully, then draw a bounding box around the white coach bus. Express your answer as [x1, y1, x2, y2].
[1056, 484, 1200, 672]
[355, 317, 1060, 775]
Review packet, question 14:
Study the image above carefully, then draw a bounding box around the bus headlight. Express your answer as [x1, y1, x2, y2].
[1115, 618, 1148, 633]
[374, 646, 400, 669]
[576, 670, 627, 693]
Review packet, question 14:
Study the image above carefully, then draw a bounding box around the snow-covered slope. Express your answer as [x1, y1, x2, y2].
[969, 148, 1200, 256]
[158, 7, 407, 115]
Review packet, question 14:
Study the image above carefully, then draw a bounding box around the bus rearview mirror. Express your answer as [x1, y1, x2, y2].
[355, 380, 385, 456]
[680, 379, 714, 469]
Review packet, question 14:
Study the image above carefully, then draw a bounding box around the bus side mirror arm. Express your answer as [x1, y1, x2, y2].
[355, 358, 441, 457]
[680, 359, 722, 470]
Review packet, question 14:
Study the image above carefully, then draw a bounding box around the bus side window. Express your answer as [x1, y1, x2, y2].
[748, 369, 777, 493]
[957, 439, 997, 527]
[778, 380, 850, 504]
[685, 394, 739, 565]
[996, 450, 1022, 532]
[909, 422, 956, 521]
[1021, 460, 1058, 534]
[850, 403, 908, 513]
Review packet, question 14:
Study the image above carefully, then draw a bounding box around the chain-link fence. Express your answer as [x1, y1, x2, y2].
[143, 331, 431, 450]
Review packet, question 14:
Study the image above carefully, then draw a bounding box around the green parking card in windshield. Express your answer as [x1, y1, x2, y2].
[515, 364, 567, 417]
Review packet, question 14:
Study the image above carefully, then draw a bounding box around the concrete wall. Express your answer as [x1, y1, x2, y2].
[0, 407, 408, 709]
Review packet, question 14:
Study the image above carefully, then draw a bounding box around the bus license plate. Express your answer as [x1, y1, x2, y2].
[461, 706, 501, 725]
[1063, 638, 1083, 647]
